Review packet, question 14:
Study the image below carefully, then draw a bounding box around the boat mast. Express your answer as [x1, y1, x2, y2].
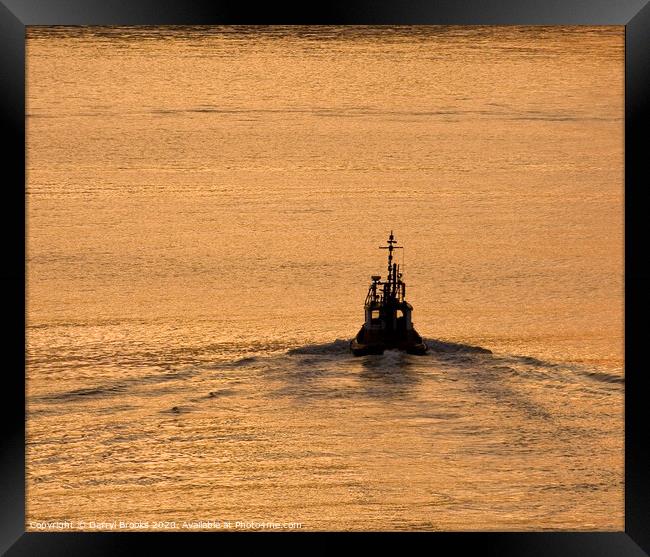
[380, 231, 402, 302]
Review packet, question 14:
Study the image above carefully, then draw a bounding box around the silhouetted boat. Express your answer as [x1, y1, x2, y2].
[350, 232, 428, 356]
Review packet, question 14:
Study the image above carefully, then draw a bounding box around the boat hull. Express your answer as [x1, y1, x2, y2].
[350, 326, 428, 356]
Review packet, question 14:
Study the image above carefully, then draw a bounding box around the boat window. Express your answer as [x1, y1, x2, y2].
[371, 310, 380, 319]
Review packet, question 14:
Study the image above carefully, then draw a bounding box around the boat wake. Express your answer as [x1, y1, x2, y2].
[30, 334, 622, 420]
[423, 338, 492, 354]
[286, 339, 351, 355]
[283, 336, 622, 390]
[285, 337, 492, 356]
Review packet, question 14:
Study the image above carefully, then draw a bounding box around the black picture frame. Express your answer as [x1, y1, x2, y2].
[2, 1, 648, 554]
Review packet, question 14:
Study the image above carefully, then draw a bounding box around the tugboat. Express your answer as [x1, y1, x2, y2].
[350, 232, 428, 356]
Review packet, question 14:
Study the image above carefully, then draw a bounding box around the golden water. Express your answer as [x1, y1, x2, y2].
[26, 26, 624, 531]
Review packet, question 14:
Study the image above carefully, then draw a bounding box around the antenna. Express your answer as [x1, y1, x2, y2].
[379, 231, 403, 298]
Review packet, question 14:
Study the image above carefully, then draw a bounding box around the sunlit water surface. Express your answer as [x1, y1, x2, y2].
[26, 26, 623, 531]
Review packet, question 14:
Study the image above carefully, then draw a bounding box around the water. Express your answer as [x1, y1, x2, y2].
[26, 26, 623, 531]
